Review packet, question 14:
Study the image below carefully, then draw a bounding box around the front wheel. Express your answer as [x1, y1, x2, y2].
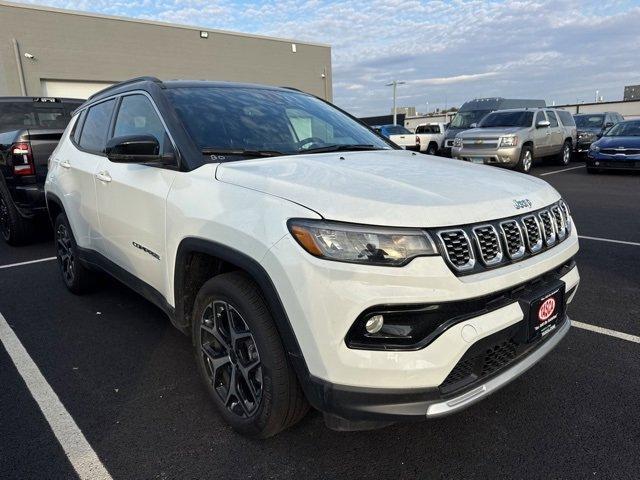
[192, 272, 309, 438]
[558, 141, 572, 165]
[426, 143, 438, 155]
[516, 146, 533, 173]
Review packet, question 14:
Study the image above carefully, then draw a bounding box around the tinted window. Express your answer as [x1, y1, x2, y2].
[79, 99, 115, 154]
[535, 111, 546, 125]
[0, 102, 74, 132]
[165, 87, 390, 157]
[556, 111, 575, 127]
[416, 125, 441, 134]
[546, 111, 558, 127]
[113, 95, 169, 153]
[385, 125, 412, 135]
[479, 111, 533, 128]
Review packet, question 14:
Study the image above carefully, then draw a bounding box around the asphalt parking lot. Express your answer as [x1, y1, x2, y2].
[1, 161, 639, 480]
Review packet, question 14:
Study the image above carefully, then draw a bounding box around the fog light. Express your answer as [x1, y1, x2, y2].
[365, 315, 384, 334]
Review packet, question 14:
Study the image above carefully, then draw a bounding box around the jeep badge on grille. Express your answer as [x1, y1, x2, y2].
[513, 198, 532, 209]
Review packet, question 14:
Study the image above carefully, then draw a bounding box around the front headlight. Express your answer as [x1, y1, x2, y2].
[288, 219, 438, 266]
[498, 136, 519, 147]
[590, 143, 600, 152]
[453, 137, 463, 148]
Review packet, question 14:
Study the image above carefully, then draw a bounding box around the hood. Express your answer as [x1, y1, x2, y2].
[594, 136, 640, 149]
[215, 150, 560, 228]
[458, 127, 523, 138]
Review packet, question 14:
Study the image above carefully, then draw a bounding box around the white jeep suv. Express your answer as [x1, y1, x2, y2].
[45, 77, 580, 437]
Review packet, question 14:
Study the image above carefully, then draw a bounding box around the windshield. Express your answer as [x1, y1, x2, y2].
[604, 121, 640, 137]
[0, 102, 76, 132]
[479, 111, 533, 128]
[449, 110, 492, 129]
[165, 87, 391, 158]
[574, 115, 604, 129]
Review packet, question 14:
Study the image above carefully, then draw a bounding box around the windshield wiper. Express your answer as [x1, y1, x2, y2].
[201, 148, 285, 159]
[299, 144, 383, 154]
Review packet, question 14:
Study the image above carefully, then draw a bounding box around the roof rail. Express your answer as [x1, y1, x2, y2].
[88, 76, 163, 100]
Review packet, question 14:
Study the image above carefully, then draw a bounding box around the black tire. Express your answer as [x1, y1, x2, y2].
[558, 141, 572, 166]
[0, 182, 32, 246]
[587, 167, 600, 174]
[426, 143, 438, 155]
[192, 271, 309, 438]
[54, 212, 95, 294]
[516, 145, 534, 173]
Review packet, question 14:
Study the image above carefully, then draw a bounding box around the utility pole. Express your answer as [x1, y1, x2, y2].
[385, 80, 405, 125]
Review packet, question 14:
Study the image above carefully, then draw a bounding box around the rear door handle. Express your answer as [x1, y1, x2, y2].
[59, 160, 71, 169]
[95, 171, 112, 183]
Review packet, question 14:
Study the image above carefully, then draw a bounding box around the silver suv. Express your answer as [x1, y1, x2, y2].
[451, 108, 577, 173]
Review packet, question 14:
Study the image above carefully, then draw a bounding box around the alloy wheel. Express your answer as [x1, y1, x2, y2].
[0, 196, 10, 241]
[563, 145, 571, 165]
[200, 300, 263, 418]
[523, 150, 532, 172]
[56, 223, 75, 284]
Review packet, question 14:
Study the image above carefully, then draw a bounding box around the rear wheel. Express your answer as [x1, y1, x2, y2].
[426, 143, 438, 155]
[193, 272, 309, 438]
[558, 141, 572, 165]
[516, 146, 533, 173]
[0, 183, 32, 246]
[54, 213, 95, 294]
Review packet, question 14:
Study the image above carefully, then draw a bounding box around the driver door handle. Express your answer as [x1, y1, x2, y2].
[59, 160, 71, 169]
[96, 171, 112, 183]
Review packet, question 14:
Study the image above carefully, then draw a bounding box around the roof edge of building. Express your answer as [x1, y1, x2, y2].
[0, 0, 331, 48]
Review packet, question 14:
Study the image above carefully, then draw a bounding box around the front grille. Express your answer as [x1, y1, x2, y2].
[472, 225, 502, 265]
[538, 210, 556, 246]
[462, 138, 499, 150]
[446, 139, 454, 147]
[434, 201, 571, 275]
[601, 148, 640, 155]
[596, 160, 640, 168]
[437, 230, 474, 270]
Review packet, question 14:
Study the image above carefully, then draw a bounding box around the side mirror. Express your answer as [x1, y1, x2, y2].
[536, 120, 551, 128]
[106, 135, 173, 164]
[604, 122, 614, 129]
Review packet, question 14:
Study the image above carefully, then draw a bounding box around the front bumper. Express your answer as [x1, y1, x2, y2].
[587, 152, 640, 170]
[451, 145, 521, 166]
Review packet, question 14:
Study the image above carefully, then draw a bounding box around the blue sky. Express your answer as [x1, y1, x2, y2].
[16, 0, 640, 116]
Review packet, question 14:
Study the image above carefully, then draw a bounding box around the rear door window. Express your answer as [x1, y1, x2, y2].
[546, 111, 559, 127]
[78, 99, 115, 154]
[556, 111, 575, 127]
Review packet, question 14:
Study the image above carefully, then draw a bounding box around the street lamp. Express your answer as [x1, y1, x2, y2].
[385, 80, 406, 125]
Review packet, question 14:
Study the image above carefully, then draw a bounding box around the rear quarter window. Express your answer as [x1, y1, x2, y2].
[556, 111, 575, 127]
[78, 99, 115, 154]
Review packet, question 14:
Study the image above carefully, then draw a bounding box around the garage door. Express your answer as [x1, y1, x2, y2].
[41, 80, 114, 99]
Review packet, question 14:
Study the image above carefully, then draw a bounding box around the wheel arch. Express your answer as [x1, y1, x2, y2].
[45, 191, 64, 225]
[173, 237, 312, 387]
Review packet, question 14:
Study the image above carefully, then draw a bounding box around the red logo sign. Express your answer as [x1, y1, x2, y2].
[538, 297, 556, 322]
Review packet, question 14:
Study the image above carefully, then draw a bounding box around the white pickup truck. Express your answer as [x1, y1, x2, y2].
[415, 123, 446, 155]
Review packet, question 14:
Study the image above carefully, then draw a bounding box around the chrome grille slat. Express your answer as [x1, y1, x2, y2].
[437, 229, 475, 271]
[499, 220, 525, 259]
[538, 210, 557, 246]
[472, 225, 503, 266]
[521, 215, 543, 253]
[551, 206, 567, 240]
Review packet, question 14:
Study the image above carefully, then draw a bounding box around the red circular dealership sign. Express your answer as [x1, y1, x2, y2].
[538, 297, 556, 322]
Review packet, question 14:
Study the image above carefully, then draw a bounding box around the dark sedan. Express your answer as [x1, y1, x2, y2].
[587, 120, 640, 173]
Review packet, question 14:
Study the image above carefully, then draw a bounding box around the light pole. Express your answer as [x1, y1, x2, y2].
[385, 80, 405, 125]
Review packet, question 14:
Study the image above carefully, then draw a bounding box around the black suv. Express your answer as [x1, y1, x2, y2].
[574, 112, 624, 154]
[0, 96, 83, 244]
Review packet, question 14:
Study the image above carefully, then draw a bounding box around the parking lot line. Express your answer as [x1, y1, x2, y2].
[0, 313, 113, 480]
[0, 257, 56, 270]
[578, 235, 640, 247]
[539, 165, 585, 176]
[573, 320, 640, 344]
